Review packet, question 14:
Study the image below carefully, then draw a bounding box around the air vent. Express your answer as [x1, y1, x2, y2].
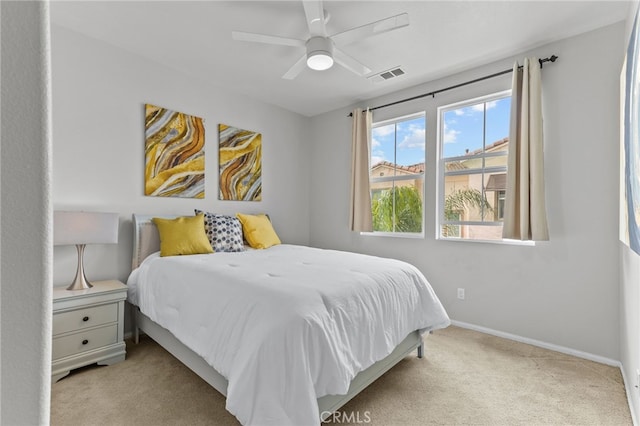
[368, 66, 406, 84]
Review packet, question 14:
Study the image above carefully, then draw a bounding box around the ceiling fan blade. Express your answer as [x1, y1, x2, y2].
[282, 55, 307, 80]
[333, 47, 371, 76]
[331, 13, 409, 46]
[302, 0, 327, 36]
[232, 31, 305, 47]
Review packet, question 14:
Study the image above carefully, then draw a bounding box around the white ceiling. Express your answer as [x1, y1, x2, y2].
[51, 1, 630, 117]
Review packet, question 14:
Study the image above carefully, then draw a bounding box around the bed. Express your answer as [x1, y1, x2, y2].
[127, 214, 450, 425]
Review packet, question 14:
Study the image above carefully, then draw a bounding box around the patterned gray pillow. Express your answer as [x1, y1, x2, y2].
[194, 210, 245, 253]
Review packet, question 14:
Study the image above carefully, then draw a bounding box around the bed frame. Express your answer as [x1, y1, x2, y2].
[130, 214, 424, 422]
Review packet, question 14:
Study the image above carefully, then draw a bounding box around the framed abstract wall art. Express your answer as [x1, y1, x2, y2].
[144, 104, 205, 198]
[218, 124, 262, 201]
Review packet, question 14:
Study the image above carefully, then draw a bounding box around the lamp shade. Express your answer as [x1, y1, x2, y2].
[54, 211, 119, 246]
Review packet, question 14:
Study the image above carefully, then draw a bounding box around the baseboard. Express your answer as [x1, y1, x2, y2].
[450, 320, 619, 366]
[618, 363, 639, 426]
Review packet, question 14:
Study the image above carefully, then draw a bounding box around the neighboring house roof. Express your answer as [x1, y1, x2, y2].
[445, 162, 467, 172]
[485, 173, 507, 191]
[371, 161, 424, 174]
[371, 160, 466, 172]
[465, 137, 509, 156]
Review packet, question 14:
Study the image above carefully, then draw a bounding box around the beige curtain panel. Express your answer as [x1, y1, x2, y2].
[350, 108, 373, 232]
[502, 58, 550, 241]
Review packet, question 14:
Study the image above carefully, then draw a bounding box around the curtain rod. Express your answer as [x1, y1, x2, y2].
[348, 55, 558, 117]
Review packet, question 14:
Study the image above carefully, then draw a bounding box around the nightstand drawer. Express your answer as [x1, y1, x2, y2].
[52, 324, 118, 360]
[53, 303, 117, 335]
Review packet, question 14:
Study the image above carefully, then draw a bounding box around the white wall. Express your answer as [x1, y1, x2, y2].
[51, 25, 311, 289]
[1, 2, 52, 424]
[620, 1, 640, 422]
[309, 22, 624, 361]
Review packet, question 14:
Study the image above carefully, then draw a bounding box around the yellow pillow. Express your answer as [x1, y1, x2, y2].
[152, 214, 214, 257]
[236, 213, 281, 249]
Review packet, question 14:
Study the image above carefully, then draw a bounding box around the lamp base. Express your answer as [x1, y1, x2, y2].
[66, 274, 93, 291]
[67, 244, 93, 291]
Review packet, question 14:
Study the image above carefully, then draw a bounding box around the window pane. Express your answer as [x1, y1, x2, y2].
[371, 123, 395, 171]
[443, 174, 491, 222]
[444, 157, 481, 173]
[483, 172, 506, 221]
[485, 97, 511, 147]
[438, 91, 511, 242]
[370, 113, 425, 235]
[444, 155, 507, 175]
[440, 224, 504, 240]
[442, 105, 484, 158]
[496, 191, 506, 220]
[396, 116, 425, 168]
[372, 182, 423, 233]
[442, 224, 460, 238]
[371, 179, 393, 197]
[485, 153, 508, 169]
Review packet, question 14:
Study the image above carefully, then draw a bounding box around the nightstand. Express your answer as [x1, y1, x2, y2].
[52, 280, 127, 382]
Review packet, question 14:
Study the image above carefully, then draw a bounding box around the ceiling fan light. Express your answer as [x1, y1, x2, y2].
[307, 51, 334, 70]
[306, 36, 334, 71]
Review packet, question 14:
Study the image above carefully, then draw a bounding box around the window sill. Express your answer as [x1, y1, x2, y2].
[360, 231, 425, 239]
[437, 236, 535, 246]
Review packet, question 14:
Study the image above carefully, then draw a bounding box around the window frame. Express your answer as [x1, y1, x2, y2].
[436, 90, 512, 242]
[365, 111, 426, 238]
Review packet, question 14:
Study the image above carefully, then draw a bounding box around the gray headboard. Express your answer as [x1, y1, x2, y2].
[131, 214, 181, 270]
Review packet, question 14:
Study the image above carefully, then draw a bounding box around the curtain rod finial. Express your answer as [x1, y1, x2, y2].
[539, 54, 559, 69]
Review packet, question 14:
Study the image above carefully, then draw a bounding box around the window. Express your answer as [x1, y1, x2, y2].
[438, 91, 511, 241]
[370, 112, 425, 235]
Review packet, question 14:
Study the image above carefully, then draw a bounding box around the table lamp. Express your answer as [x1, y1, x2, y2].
[54, 211, 119, 290]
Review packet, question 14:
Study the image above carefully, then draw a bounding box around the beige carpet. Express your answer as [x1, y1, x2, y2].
[51, 326, 632, 426]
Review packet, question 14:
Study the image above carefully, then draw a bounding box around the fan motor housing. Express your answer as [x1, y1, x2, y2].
[306, 36, 334, 70]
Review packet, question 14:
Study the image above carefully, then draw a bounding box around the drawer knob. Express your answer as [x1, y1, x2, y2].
[82, 316, 89, 322]
[82, 339, 89, 345]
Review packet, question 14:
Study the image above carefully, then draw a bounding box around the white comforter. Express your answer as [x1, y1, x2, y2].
[128, 244, 450, 426]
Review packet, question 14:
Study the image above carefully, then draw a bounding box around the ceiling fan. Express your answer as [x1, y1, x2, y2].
[231, 0, 409, 80]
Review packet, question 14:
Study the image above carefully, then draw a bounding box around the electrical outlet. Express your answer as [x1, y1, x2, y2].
[457, 288, 465, 300]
